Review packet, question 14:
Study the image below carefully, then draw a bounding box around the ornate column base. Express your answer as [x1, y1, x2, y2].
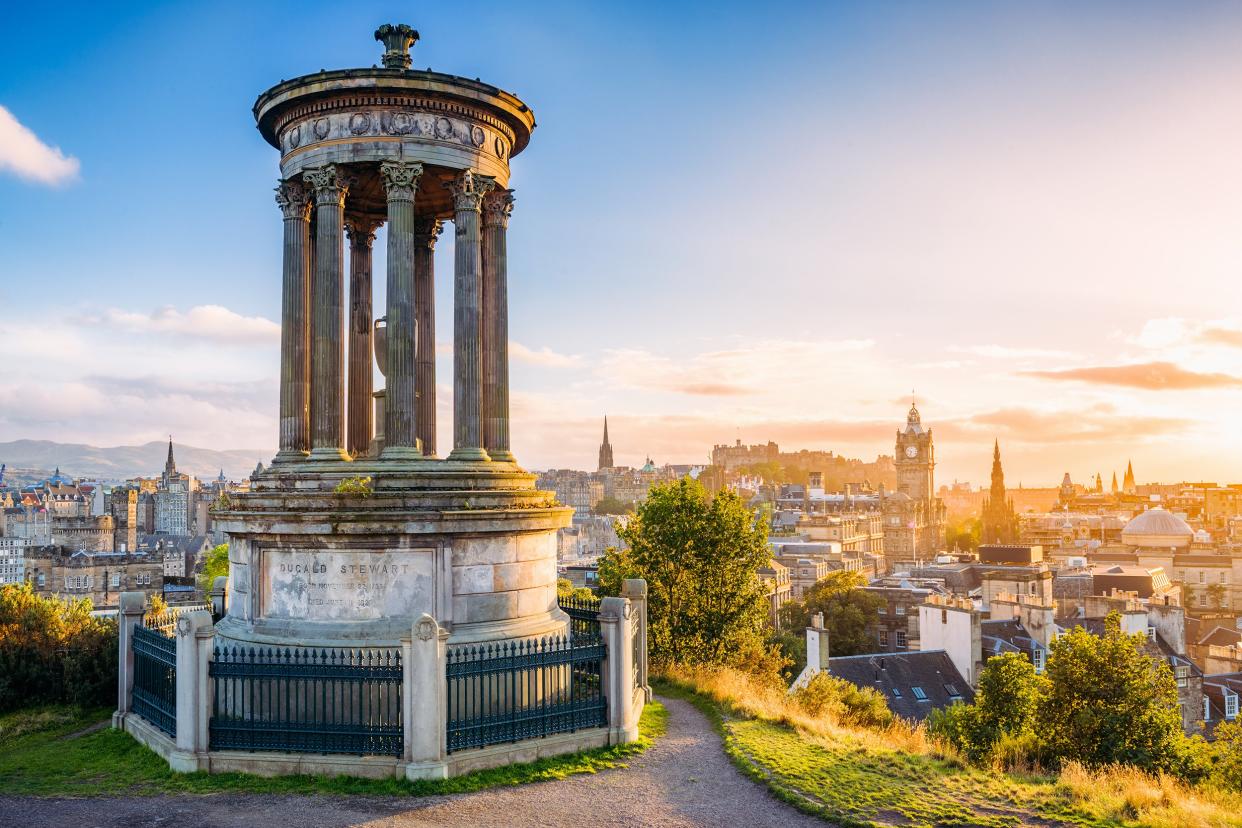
[381, 445, 424, 462]
[271, 449, 309, 465]
[447, 447, 492, 462]
[308, 447, 351, 462]
[485, 449, 516, 463]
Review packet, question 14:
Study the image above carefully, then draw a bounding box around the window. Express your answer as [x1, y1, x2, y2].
[1226, 693, 1238, 720]
[1176, 665, 1189, 689]
[878, 605, 887, 615]
[1032, 648, 1045, 674]
[1199, 593, 1208, 607]
[911, 686, 928, 701]
[1200, 571, 1207, 584]
[110, 573, 120, 588]
[1205, 697, 1212, 721]
[895, 605, 906, 616]
[879, 631, 889, 647]
[944, 683, 961, 698]
[891, 687, 902, 698]
[895, 630, 907, 648]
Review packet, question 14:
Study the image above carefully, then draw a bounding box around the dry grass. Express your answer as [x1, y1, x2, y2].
[1058, 761, 1242, 828]
[659, 664, 1242, 827]
[660, 663, 940, 757]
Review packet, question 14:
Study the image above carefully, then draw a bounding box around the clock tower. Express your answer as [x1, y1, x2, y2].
[895, 402, 934, 502]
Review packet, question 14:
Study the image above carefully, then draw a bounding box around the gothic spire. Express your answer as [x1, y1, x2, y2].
[164, 436, 177, 478]
[1123, 459, 1135, 494]
[597, 416, 614, 470]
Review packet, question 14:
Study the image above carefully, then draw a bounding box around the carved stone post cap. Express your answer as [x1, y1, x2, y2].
[119, 591, 146, 614]
[621, 578, 648, 599]
[375, 23, 419, 70]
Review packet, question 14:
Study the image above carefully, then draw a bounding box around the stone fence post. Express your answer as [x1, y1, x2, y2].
[599, 596, 637, 743]
[621, 578, 651, 702]
[112, 591, 146, 728]
[170, 609, 214, 772]
[403, 613, 449, 780]
[209, 575, 228, 619]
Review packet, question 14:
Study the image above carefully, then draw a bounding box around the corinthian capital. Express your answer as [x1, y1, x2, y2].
[413, 216, 443, 250]
[444, 169, 495, 213]
[379, 161, 424, 203]
[345, 215, 382, 248]
[302, 165, 349, 207]
[482, 188, 515, 228]
[274, 179, 310, 220]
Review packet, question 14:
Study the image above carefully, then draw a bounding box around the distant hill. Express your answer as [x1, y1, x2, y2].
[0, 440, 273, 483]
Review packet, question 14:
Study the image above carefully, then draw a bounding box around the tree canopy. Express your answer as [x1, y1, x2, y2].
[778, 569, 883, 657]
[597, 477, 771, 666]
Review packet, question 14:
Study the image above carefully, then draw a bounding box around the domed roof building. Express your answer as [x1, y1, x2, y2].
[1120, 507, 1194, 549]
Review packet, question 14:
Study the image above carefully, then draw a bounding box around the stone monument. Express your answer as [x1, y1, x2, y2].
[213, 24, 571, 651]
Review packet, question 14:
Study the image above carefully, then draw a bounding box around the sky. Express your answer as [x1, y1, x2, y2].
[2, 1, 1242, 488]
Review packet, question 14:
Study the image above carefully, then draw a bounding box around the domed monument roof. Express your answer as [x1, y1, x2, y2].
[1121, 507, 1193, 548]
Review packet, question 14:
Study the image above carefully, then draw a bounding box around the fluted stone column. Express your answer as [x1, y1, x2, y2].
[413, 217, 443, 457]
[274, 179, 312, 462]
[345, 216, 381, 457]
[380, 161, 424, 460]
[481, 188, 515, 463]
[444, 170, 495, 461]
[303, 165, 350, 461]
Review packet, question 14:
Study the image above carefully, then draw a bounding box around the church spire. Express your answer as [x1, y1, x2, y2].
[1123, 459, 1136, 495]
[597, 417, 614, 470]
[164, 436, 177, 481]
[982, 439, 1018, 544]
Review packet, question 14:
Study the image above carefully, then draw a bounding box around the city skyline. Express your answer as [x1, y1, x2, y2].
[2, 1, 1241, 485]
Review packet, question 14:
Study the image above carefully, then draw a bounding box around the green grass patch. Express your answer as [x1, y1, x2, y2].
[653, 678, 1179, 828]
[0, 701, 667, 798]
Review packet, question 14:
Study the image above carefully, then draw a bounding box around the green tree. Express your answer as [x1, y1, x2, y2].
[1036, 613, 1189, 773]
[592, 496, 633, 516]
[778, 570, 883, 657]
[596, 477, 770, 666]
[1209, 720, 1242, 790]
[928, 652, 1046, 761]
[945, 517, 981, 552]
[556, 577, 596, 603]
[198, 543, 229, 594]
[793, 672, 894, 729]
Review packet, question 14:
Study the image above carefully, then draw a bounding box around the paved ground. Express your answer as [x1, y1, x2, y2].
[0, 695, 827, 828]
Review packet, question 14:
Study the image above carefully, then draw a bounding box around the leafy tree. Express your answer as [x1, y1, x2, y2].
[945, 517, 981, 552]
[1036, 613, 1190, 774]
[556, 577, 596, 603]
[778, 570, 883, 657]
[0, 583, 117, 711]
[592, 496, 633, 516]
[793, 672, 894, 729]
[198, 543, 229, 594]
[596, 477, 770, 666]
[928, 652, 1046, 761]
[1208, 583, 1228, 609]
[1209, 720, 1242, 790]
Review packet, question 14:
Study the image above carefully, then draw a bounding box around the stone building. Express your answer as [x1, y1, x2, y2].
[0, 537, 27, 585]
[24, 548, 163, 610]
[109, 486, 139, 552]
[155, 439, 196, 536]
[883, 403, 947, 566]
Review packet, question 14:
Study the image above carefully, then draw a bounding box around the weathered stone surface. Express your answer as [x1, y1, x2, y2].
[264, 549, 435, 622]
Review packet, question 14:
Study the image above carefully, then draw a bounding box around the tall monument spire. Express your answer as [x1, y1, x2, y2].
[1123, 459, 1136, 495]
[981, 439, 1019, 544]
[597, 416, 614, 470]
[165, 436, 177, 476]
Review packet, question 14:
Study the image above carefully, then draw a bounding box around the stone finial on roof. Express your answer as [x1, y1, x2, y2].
[375, 23, 419, 69]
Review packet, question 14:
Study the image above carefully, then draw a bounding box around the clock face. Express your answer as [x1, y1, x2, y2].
[905, 445, 919, 459]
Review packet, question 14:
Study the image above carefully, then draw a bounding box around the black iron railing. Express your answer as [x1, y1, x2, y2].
[132, 623, 177, 736]
[446, 634, 608, 754]
[209, 645, 403, 756]
[558, 594, 602, 641]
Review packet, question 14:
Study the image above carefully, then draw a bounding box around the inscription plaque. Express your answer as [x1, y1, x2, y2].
[263, 549, 434, 622]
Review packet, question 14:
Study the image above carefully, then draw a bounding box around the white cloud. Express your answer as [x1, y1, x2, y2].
[510, 341, 580, 367]
[0, 105, 79, 185]
[83, 305, 279, 344]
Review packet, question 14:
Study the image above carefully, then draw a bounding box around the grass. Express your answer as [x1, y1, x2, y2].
[656, 667, 1242, 828]
[0, 701, 667, 798]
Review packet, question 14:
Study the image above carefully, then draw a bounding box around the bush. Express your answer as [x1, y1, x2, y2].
[793, 672, 894, 730]
[0, 583, 117, 712]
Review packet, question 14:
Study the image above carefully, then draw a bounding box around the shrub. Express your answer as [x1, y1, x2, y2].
[0, 583, 117, 712]
[792, 672, 894, 730]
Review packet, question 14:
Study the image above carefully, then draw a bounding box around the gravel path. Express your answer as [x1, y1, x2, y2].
[0, 695, 828, 828]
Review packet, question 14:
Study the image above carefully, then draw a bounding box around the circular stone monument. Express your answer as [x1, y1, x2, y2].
[212, 24, 572, 649]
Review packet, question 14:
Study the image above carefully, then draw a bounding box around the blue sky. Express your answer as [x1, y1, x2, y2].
[3, 1, 1242, 486]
